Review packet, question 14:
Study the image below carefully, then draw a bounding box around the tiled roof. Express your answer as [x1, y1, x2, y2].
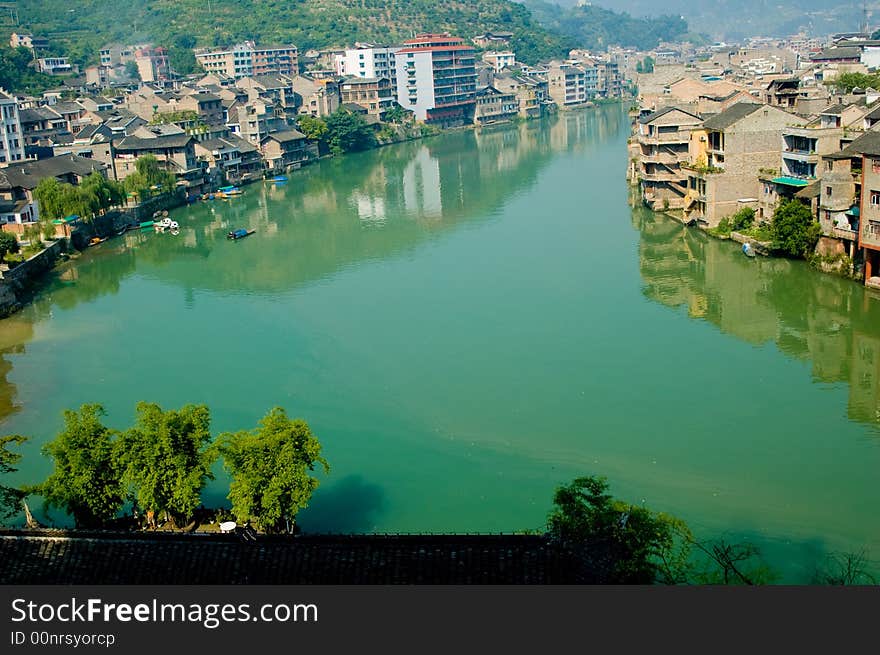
[701, 102, 763, 130]
[638, 105, 701, 125]
[0, 531, 581, 584]
[0, 155, 107, 191]
[115, 133, 193, 150]
[266, 129, 307, 142]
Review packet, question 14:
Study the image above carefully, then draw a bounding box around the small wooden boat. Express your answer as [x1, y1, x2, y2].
[227, 228, 255, 240]
[88, 236, 107, 246]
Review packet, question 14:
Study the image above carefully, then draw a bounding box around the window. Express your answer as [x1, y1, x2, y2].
[871, 191, 880, 206]
[826, 186, 832, 196]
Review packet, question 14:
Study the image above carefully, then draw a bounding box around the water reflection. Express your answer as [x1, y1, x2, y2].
[634, 206, 880, 428]
[0, 108, 625, 423]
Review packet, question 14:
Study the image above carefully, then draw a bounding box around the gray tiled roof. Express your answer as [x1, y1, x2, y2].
[701, 102, 762, 130]
[0, 155, 107, 191]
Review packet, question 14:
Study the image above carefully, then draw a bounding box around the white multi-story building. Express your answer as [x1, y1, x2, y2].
[0, 90, 25, 166]
[394, 33, 477, 126]
[482, 51, 516, 73]
[336, 45, 401, 95]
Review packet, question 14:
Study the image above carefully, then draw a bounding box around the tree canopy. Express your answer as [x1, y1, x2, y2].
[324, 109, 377, 156]
[0, 232, 20, 263]
[34, 405, 125, 529]
[771, 199, 821, 258]
[219, 407, 329, 534]
[825, 71, 880, 94]
[116, 402, 216, 527]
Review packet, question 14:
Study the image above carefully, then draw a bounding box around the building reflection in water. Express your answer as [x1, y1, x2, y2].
[634, 205, 880, 428]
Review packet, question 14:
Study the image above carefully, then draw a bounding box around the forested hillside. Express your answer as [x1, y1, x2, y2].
[9, 0, 689, 73]
[523, 1, 690, 51]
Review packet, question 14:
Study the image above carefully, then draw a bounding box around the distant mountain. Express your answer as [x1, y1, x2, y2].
[522, 1, 689, 51]
[539, 0, 869, 41]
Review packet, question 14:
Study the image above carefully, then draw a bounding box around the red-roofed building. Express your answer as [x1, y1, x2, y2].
[394, 34, 477, 126]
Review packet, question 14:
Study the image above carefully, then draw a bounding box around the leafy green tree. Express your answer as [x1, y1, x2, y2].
[771, 198, 821, 258]
[125, 60, 140, 81]
[0, 232, 20, 262]
[117, 402, 216, 528]
[324, 109, 377, 156]
[169, 35, 200, 76]
[383, 104, 412, 124]
[34, 405, 124, 528]
[0, 435, 27, 522]
[730, 206, 755, 232]
[297, 115, 329, 142]
[34, 178, 65, 221]
[219, 407, 329, 533]
[0, 46, 57, 94]
[546, 476, 691, 583]
[825, 71, 880, 93]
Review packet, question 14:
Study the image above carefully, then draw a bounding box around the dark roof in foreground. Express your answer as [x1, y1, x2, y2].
[701, 102, 763, 130]
[0, 530, 580, 584]
[0, 155, 107, 190]
[833, 130, 880, 158]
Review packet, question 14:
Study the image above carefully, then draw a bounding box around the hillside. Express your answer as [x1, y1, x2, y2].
[547, 0, 867, 41]
[522, 1, 689, 51]
[9, 0, 687, 73]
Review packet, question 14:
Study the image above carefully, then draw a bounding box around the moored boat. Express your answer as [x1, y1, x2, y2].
[227, 228, 255, 240]
[742, 242, 756, 258]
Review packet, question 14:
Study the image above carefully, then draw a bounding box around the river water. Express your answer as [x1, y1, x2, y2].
[1, 105, 878, 581]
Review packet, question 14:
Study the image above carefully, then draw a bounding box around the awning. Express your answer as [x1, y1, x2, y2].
[771, 176, 811, 187]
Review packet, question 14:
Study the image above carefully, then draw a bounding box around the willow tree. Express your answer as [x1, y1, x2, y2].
[219, 408, 329, 534]
[117, 402, 216, 528]
[35, 405, 124, 528]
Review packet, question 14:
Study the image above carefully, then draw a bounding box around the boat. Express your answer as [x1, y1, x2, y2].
[742, 242, 756, 258]
[139, 220, 155, 230]
[218, 185, 242, 196]
[273, 175, 288, 183]
[154, 218, 179, 232]
[227, 228, 255, 240]
[88, 236, 107, 246]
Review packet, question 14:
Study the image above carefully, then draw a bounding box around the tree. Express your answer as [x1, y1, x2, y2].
[169, 35, 200, 76]
[324, 109, 376, 156]
[825, 71, 880, 93]
[546, 476, 691, 583]
[770, 198, 821, 258]
[383, 103, 412, 124]
[729, 206, 755, 232]
[125, 60, 140, 81]
[0, 232, 20, 262]
[297, 115, 328, 142]
[34, 177, 65, 221]
[219, 407, 329, 533]
[34, 405, 124, 528]
[0, 435, 27, 522]
[117, 402, 216, 528]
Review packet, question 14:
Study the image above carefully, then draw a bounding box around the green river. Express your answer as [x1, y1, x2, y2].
[1, 105, 878, 581]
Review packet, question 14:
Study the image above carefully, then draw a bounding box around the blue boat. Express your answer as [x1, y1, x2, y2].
[742, 242, 756, 258]
[227, 228, 255, 240]
[273, 175, 288, 182]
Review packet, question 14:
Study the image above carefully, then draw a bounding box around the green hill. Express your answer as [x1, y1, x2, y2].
[10, 0, 689, 75]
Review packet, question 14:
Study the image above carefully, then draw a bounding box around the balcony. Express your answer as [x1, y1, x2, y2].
[832, 226, 858, 240]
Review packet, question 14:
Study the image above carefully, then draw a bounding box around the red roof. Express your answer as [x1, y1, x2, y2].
[404, 33, 463, 44]
[396, 45, 475, 54]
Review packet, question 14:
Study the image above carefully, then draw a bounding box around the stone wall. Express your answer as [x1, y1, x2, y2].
[0, 240, 64, 317]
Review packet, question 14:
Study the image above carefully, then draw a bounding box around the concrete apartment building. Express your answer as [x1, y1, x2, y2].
[633, 106, 702, 211]
[291, 77, 340, 117]
[482, 51, 515, 73]
[340, 77, 394, 116]
[196, 42, 298, 79]
[683, 103, 806, 227]
[336, 46, 400, 95]
[394, 33, 477, 126]
[843, 132, 880, 286]
[547, 62, 588, 107]
[37, 58, 74, 75]
[0, 91, 25, 165]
